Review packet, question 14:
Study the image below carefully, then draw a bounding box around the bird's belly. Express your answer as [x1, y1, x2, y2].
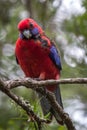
[20, 55, 59, 79]
[19, 56, 42, 78]
[17, 42, 59, 79]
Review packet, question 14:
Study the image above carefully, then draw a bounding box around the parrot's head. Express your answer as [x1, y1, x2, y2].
[18, 18, 44, 39]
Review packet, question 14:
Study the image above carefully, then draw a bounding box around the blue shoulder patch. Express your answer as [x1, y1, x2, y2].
[49, 46, 62, 70]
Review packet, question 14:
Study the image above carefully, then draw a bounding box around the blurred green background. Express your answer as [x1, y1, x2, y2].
[0, 0, 87, 130]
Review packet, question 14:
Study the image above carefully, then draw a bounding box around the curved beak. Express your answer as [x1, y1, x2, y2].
[23, 30, 32, 39]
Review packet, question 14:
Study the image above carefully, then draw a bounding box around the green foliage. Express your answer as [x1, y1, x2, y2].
[82, 0, 87, 11]
[63, 13, 87, 43]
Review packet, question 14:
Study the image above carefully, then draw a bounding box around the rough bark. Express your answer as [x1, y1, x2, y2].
[1, 77, 86, 130]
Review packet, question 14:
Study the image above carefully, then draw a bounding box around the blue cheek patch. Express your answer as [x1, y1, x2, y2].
[31, 28, 39, 36]
[19, 33, 24, 39]
[49, 46, 62, 70]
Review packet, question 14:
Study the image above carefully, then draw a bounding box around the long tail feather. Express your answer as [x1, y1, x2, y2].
[38, 93, 53, 123]
[38, 85, 64, 125]
[51, 85, 64, 125]
[54, 84, 63, 109]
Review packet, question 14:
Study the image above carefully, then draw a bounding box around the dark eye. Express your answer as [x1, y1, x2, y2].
[29, 23, 33, 29]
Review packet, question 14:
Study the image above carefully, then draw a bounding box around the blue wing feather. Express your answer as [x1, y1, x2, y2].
[49, 46, 62, 70]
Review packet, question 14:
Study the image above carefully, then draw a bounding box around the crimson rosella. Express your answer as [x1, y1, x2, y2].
[15, 18, 63, 125]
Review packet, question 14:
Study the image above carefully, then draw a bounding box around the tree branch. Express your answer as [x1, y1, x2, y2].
[1, 77, 85, 130]
[5, 77, 87, 90]
[0, 78, 50, 130]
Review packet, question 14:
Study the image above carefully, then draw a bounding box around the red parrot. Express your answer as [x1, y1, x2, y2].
[15, 18, 63, 125]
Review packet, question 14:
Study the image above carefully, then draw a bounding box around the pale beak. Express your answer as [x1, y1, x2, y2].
[23, 30, 32, 39]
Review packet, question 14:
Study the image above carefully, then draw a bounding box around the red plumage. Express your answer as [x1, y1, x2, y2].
[18, 18, 44, 34]
[16, 18, 60, 91]
[15, 38, 60, 91]
[15, 18, 63, 125]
